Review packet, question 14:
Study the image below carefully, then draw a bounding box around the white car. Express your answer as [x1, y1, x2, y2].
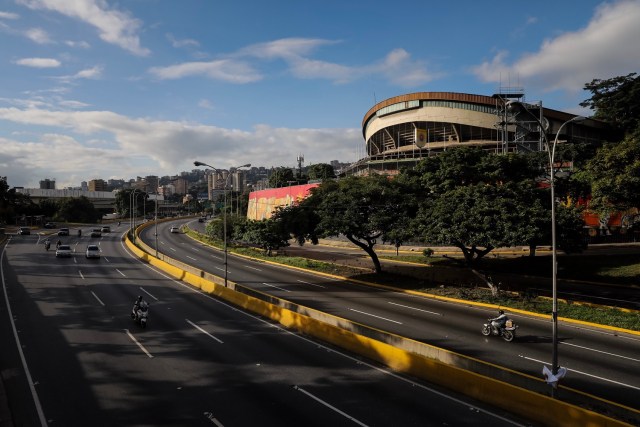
[55, 244, 72, 258]
[170, 226, 179, 233]
[85, 245, 101, 259]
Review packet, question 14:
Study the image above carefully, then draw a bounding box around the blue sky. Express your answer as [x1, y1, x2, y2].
[1, 0, 639, 188]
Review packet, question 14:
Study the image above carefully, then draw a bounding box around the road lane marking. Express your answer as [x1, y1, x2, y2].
[203, 412, 224, 426]
[140, 286, 159, 301]
[79, 270, 85, 280]
[211, 255, 223, 261]
[519, 355, 640, 391]
[387, 301, 441, 316]
[262, 282, 290, 292]
[243, 265, 261, 271]
[186, 319, 224, 344]
[169, 247, 176, 252]
[91, 291, 105, 306]
[116, 269, 126, 277]
[186, 255, 197, 261]
[1, 245, 48, 426]
[125, 329, 153, 358]
[192, 248, 200, 252]
[293, 385, 369, 427]
[104, 256, 110, 263]
[560, 342, 640, 363]
[296, 279, 326, 289]
[349, 308, 402, 324]
[122, 244, 525, 426]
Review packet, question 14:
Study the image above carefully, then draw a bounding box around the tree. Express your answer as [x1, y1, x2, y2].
[405, 147, 585, 265]
[56, 197, 101, 223]
[295, 174, 410, 273]
[268, 167, 296, 188]
[242, 219, 290, 256]
[580, 73, 640, 135]
[576, 129, 640, 214]
[307, 163, 336, 181]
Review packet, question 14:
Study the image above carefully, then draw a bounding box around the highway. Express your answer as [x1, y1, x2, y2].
[143, 219, 640, 414]
[0, 225, 531, 426]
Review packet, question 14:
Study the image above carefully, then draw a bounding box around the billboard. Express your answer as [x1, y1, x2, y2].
[247, 183, 319, 220]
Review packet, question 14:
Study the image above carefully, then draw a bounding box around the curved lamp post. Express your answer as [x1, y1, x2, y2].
[506, 101, 586, 393]
[194, 161, 251, 286]
[129, 188, 144, 244]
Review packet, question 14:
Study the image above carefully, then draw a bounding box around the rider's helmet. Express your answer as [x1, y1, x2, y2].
[137, 295, 143, 303]
[499, 309, 504, 315]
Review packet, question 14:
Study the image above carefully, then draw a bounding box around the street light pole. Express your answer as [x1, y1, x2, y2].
[194, 161, 251, 287]
[505, 101, 585, 392]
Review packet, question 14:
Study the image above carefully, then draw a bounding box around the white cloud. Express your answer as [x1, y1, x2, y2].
[25, 27, 52, 44]
[239, 37, 339, 60]
[198, 99, 213, 109]
[166, 33, 199, 48]
[17, 0, 150, 56]
[0, 107, 359, 188]
[0, 11, 19, 19]
[149, 59, 262, 83]
[58, 99, 90, 109]
[65, 40, 91, 48]
[15, 57, 61, 68]
[472, 0, 640, 93]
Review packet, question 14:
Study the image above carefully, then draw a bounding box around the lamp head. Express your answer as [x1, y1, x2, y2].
[571, 116, 587, 123]
[194, 161, 205, 167]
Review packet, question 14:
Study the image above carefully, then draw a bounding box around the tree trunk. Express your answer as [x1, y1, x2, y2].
[345, 234, 383, 273]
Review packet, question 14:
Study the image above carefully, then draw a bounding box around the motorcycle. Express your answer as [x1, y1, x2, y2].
[482, 318, 518, 342]
[131, 301, 149, 328]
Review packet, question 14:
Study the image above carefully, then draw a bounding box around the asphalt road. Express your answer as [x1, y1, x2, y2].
[148, 219, 640, 414]
[0, 225, 532, 426]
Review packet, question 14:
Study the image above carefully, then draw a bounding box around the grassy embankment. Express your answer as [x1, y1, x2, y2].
[186, 228, 640, 331]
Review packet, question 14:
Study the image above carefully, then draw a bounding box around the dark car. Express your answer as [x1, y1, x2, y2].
[90, 229, 102, 238]
[58, 228, 70, 236]
[18, 227, 31, 235]
[44, 222, 56, 229]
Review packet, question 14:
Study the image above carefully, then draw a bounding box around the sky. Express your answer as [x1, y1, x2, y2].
[1, 0, 640, 189]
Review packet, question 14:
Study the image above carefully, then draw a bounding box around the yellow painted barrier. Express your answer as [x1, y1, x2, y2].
[124, 228, 635, 427]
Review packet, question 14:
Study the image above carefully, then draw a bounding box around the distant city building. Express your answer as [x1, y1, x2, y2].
[158, 184, 175, 197]
[39, 178, 55, 189]
[145, 175, 159, 193]
[88, 179, 107, 192]
[81, 181, 88, 191]
[172, 177, 188, 195]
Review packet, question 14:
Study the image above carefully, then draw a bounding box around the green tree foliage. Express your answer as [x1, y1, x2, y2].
[0, 180, 36, 223]
[242, 219, 290, 256]
[56, 196, 101, 223]
[577, 129, 640, 214]
[580, 73, 640, 135]
[268, 167, 296, 188]
[295, 175, 410, 273]
[307, 163, 336, 181]
[405, 147, 584, 265]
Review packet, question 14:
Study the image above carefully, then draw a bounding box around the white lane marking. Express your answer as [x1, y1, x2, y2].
[349, 308, 402, 325]
[169, 247, 176, 252]
[560, 342, 640, 363]
[388, 301, 441, 316]
[91, 291, 105, 306]
[211, 255, 223, 261]
[519, 355, 640, 391]
[104, 256, 110, 263]
[262, 282, 290, 292]
[192, 248, 200, 252]
[79, 270, 85, 280]
[1, 246, 48, 426]
[186, 255, 197, 261]
[120, 238, 526, 425]
[125, 329, 153, 358]
[296, 279, 326, 289]
[215, 267, 225, 272]
[203, 412, 224, 426]
[140, 287, 159, 301]
[116, 269, 126, 277]
[293, 385, 369, 427]
[186, 319, 224, 344]
[243, 265, 261, 271]
[74, 257, 77, 264]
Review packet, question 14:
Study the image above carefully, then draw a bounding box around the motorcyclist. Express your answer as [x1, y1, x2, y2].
[78, 229, 82, 237]
[132, 295, 148, 317]
[44, 239, 51, 251]
[56, 239, 62, 249]
[489, 310, 508, 334]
